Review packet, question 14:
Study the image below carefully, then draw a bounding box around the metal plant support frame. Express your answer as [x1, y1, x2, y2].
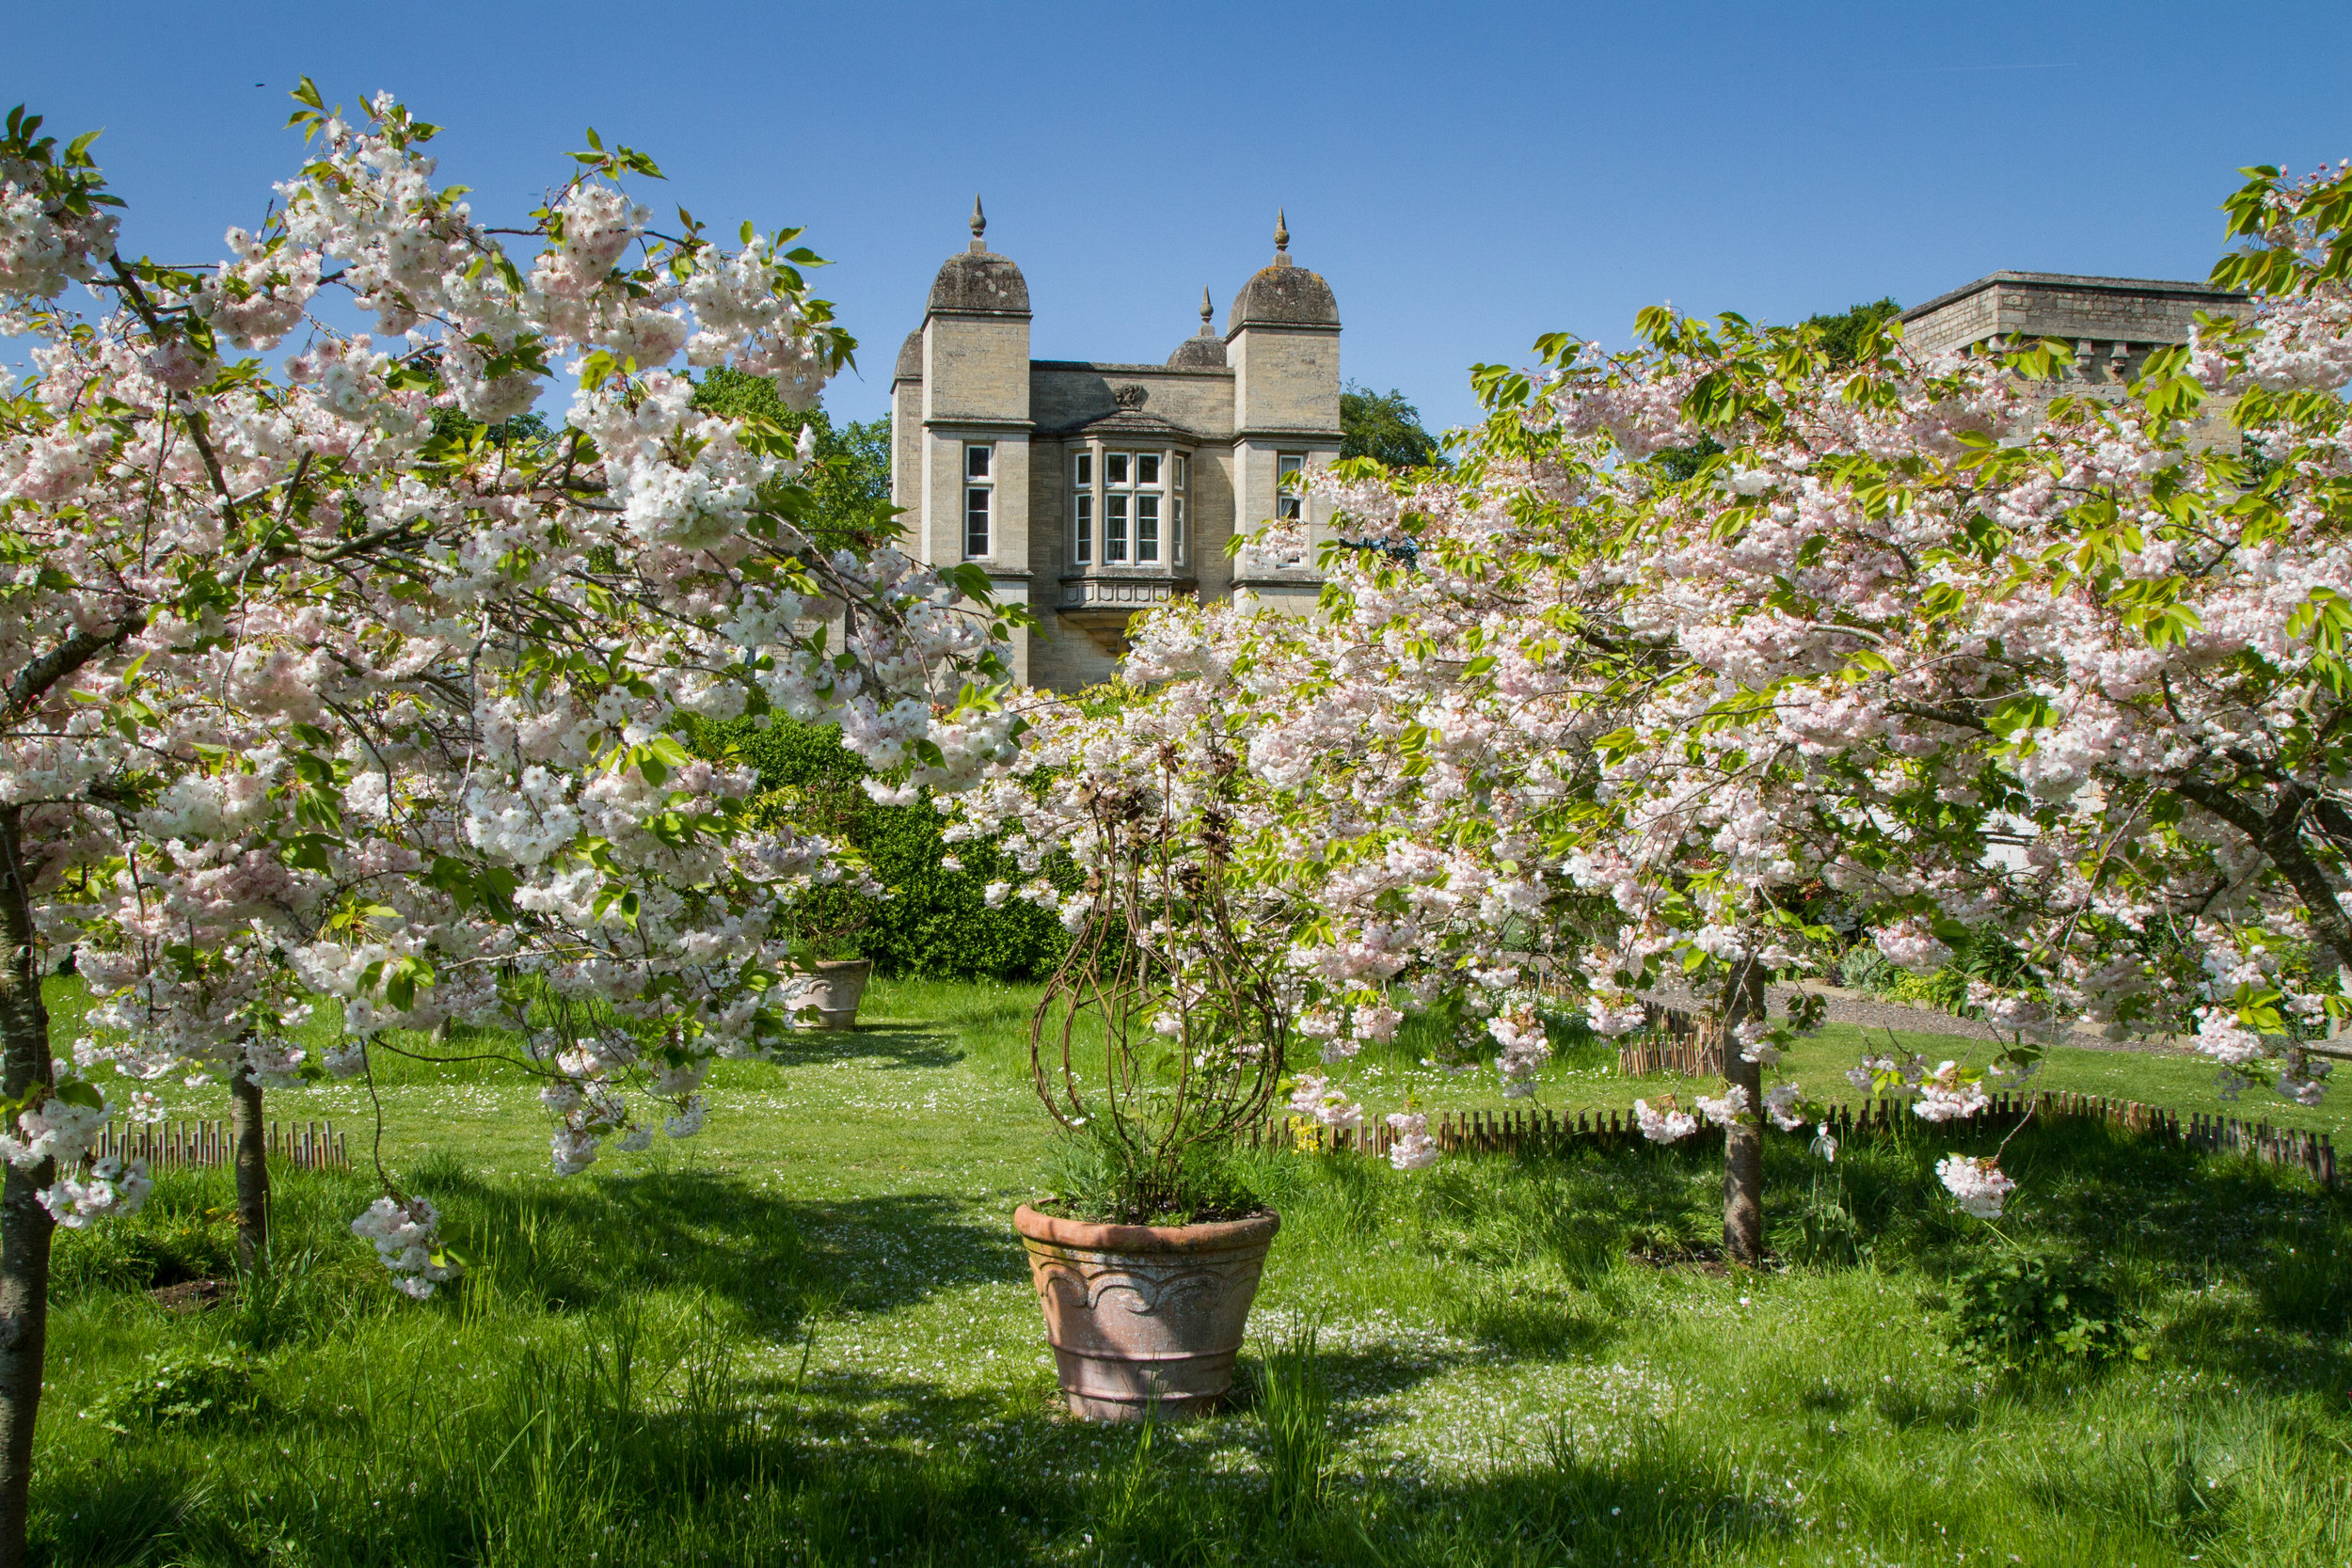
[1029, 746, 1295, 1218]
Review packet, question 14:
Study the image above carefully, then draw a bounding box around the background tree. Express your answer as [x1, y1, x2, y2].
[1340, 382, 1446, 471]
[1652, 299, 1902, 481]
[690, 714, 1070, 980]
[1804, 296, 1903, 365]
[691, 366, 892, 543]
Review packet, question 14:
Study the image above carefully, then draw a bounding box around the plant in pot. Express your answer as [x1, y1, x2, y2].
[753, 775, 880, 1029]
[784, 926, 874, 1031]
[1014, 743, 1300, 1421]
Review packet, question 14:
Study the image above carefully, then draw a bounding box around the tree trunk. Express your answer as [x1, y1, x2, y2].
[0, 808, 55, 1568]
[229, 1068, 268, 1271]
[1721, 958, 1768, 1266]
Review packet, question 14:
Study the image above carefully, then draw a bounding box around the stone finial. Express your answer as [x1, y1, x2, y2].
[1200, 286, 1214, 332]
[970, 195, 987, 253]
[1272, 207, 1291, 267]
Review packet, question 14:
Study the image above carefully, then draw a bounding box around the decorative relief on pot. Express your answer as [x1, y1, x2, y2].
[1028, 1247, 1262, 1317]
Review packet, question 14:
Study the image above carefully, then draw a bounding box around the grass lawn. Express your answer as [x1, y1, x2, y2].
[34, 976, 2352, 1566]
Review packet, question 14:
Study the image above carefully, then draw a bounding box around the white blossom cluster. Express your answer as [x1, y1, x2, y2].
[1633, 1098, 1698, 1144]
[0, 89, 1014, 1289]
[40, 1157, 151, 1229]
[953, 157, 2352, 1235]
[351, 1196, 460, 1299]
[0, 149, 116, 307]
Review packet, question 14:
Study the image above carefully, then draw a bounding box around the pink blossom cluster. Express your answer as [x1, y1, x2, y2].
[1487, 1006, 1551, 1099]
[1288, 1071, 1362, 1133]
[1911, 1061, 1993, 1124]
[1935, 1154, 2017, 1221]
[41, 1157, 152, 1229]
[1633, 1098, 1700, 1144]
[1384, 1111, 1438, 1171]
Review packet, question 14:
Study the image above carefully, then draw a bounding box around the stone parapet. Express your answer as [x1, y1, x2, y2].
[1900, 271, 2247, 382]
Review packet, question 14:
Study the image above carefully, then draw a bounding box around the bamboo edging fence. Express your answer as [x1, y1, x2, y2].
[1615, 1006, 1724, 1078]
[1253, 1088, 2339, 1191]
[91, 1119, 349, 1173]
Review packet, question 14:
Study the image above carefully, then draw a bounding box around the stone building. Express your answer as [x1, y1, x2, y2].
[1899, 270, 2245, 388]
[890, 203, 1342, 691]
[1900, 270, 2248, 451]
[889, 235, 2246, 691]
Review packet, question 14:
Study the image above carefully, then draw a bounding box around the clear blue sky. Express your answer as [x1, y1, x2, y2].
[15, 1, 2352, 433]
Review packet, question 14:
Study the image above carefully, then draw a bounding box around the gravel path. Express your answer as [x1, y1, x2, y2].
[1636, 980, 2196, 1056]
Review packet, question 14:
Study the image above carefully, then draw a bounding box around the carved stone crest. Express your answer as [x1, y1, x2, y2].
[1111, 383, 1148, 410]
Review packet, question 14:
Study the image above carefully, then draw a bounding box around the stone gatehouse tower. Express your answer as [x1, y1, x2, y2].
[890, 203, 1342, 690]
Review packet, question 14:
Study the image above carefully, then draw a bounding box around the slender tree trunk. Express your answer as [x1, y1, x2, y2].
[0, 808, 56, 1568]
[1721, 957, 1769, 1266]
[229, 1068, 269, 1271]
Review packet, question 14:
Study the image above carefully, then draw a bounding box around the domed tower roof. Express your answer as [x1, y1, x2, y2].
[1226, 210, 1339, 336]
[1166, 287, 1229, 369]
[893, 328, 923, 383]
[926, 196, 1031, 318]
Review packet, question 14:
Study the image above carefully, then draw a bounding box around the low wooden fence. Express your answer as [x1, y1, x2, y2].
[1615, 1038, 1725, 1077]
[1253, 1090, 2338, 1190]
[1614, 1007, 1724, 1077]
[91, 1119, 349, 1172]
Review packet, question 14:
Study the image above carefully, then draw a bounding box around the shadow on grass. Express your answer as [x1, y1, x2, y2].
[36, 1360, 1789, 1568]
[761, 1021, 968, 1071]
[425, 1162, 1023, 1327]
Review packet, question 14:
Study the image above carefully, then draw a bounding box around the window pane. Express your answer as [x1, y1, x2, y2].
[967, 445, 992, 479]
[1173, 497, 1186, 565]
[1136, 453, 1160, 486]
[1074, 451, 1091, 486]
[1105, 494, 1128, 563]
[1277, 452, 1303, 521]
[1105, 451, 1129, 486]
[965, 485, 990, 557]
[1136, 494, 1159, 563]
[1173, 454, 1188, 490]
[1075, 494, 1091, 564]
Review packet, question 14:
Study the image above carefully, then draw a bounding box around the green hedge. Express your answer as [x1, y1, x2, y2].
[691, 717, 1068, 982]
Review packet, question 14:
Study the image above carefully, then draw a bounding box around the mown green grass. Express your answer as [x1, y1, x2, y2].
[33, 976, 2352, 1566]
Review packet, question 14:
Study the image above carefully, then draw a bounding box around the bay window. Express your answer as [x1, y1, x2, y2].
[1068, 443, 1193, 569]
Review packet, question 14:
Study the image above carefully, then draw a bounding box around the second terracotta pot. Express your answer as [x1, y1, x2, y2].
[1013, 1203, 1279, 1421]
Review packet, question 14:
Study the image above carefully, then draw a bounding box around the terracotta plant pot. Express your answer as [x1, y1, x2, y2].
[798, 958, 872, 1029]
[1013, 1203, 1279, 1421]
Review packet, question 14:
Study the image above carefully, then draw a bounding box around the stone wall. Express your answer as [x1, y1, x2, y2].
[1030, 363, 1235, 439]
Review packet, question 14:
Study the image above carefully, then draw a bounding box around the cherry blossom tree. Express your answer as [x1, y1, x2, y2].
[0, 88, 1015, 1562]
[967, 157, 2352, 1270]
